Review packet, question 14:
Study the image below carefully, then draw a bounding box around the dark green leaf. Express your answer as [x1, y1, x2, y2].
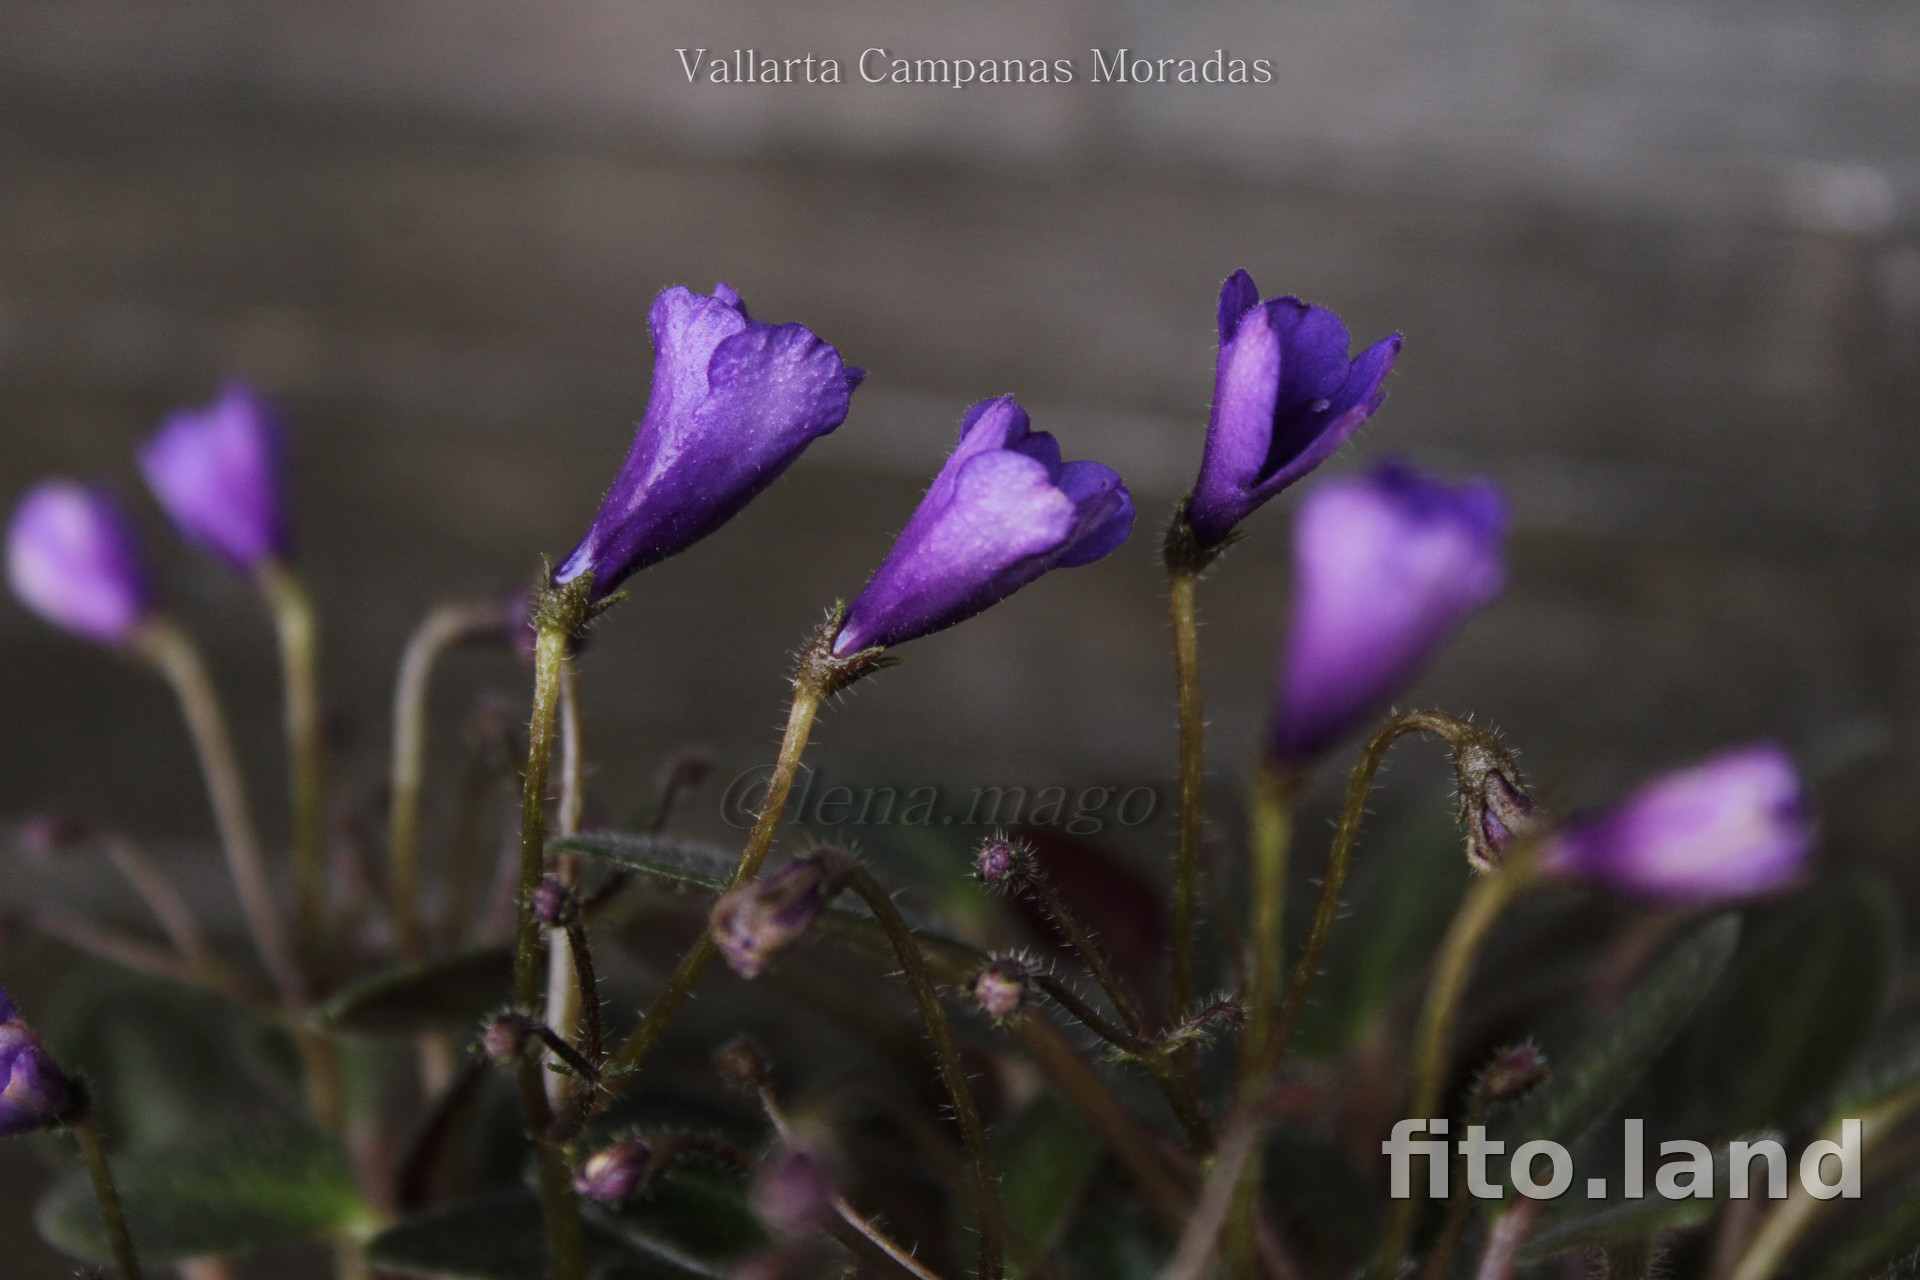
[368, 1193, 711, 1279]
[1501, 915, 1740, 1150]
[37, 1116, 370, 1264]
[1518, 1193, 1717, 1262]
[994, 1093, 1102, 1260]
[602, 1161, 764, 1266]
[313, 946, 513, 1035]
[1693, 876, 1899, 1135]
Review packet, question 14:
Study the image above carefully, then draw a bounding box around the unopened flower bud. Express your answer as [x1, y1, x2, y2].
[0, 987, 77, 1136]
[1455, 741, 1539, 873]
[533, 877, 576, 928]
[752, 1147, 836, 1238]
[139, 381, 291, 572]
[1478, 1042, 1549, 1104]
[480, 1011, 535, 1065]
[573, 1136, 655, 1206]
[970, 964, 1029, 1022]
[7, 482, 156, 647]
[712, 855, 846, 979]
[714, 1037, 771, 1094]
[974, 835, 1026, 887]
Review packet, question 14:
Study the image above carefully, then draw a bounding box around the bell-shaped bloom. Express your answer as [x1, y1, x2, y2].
[833, 397, 1133, 653]
[554, 283, 863, 599]
[1270, 460, 1507, 764]
[0, 988, 76, 1136]
[139, 381, 291, 572]
[1184, 271, 1401, 548]
[7, 481, 156, 646]
[1540, 745, 1813, 901]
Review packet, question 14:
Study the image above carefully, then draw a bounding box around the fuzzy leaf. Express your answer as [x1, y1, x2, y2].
[1518, 1192, 1718, 1261]
[36, 1116, 370, 1264]
[313, 946, 513, 1035]
[1501, 915, 1740, 1150]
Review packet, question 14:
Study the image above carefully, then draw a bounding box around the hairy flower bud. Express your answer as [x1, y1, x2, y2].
[1454, 739, 1540, 872]
[714, 1037, 772, 1095]
[573, 1136, 655, 1206]
[1478, 1042, 1549, 1104]
[480, 1011, 535, 1065]
[1184, 270, 1401, 548]
[712, 856, 848, 979]
[7, 482, 156, 647]
[139, 381, 291, 571]
[752, 1147, 837, 1238]
[832, 397, 1133, 654]
[533, 877, 577, 928]
[0, 988, 76, 1136]
[970, 963, 1029, 1022]
[974, 835, 1027, 888]
[1539, 744, 1814, 902]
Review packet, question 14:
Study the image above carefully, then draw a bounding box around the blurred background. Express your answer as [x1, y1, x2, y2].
[1, 0, 1917, 1272]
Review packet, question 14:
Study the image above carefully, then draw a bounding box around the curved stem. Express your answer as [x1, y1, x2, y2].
[515, 1060, 585, 1280]
[1368, 859, 1530, 1280]
[257, 562, 326, 964]
[544, 667, 586, 1111]
[137, 618, 305, 1005]
[1167, 565, 1205, 1020]
[1263, 709, 1472, 1079]
[586, 682, 823, 1107]
[1157, 1109, 1263, 1280]
[1023, 874, 1149, 1037]
[1729, 1082, 1920, 1280]
[1470, 1200, 1540, 1280]
[1238, 764, 1294, 1090]
[513, 621, 567, 1010]
[98, 834, 214, 976]
[388, 599, 508, 958]
[844, 865, 1005, 1280]
[72, 1112, 142, 1279]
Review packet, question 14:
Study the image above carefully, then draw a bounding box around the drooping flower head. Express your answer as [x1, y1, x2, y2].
[1540, 744, 1814, 901]
[712, 856, 849, 979]
[1271, 460, 1507, 764]
[0, 987, 76, 1137]
[139, 380, 291, 572]
[7, 481, 156, 647]
[1185, 270, 1401, 548]
[555, 283, 863, 599]
[833, 397, 1133, 653]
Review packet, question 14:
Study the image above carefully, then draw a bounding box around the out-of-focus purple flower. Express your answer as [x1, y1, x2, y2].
[712, 857, 847, 979]
[970, 964, 1029, 1021]
[1270, 460, 1507, 764]
[1185, 271, 1401, 548]
[574, 1136, 655, 1206]
[139, 381, 291, 572]
[7, 481, 156, 647]
[1540, 745, 1814, 901]
[0, 987, 75, 1137]
[833, 397, 1133, 653]
[554, 283, 863, 599]
[752, 1147, 836, 1237]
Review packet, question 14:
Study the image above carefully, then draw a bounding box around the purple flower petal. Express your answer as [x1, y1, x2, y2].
[554, 283, 860, 598]
[1186, 270, 1400, 548]
[833, 396, 1134, 653]
[1541, 744, 1814, 901]
[1271, 460, 1507, 763]
[7, 481, 156, 647]
[139, 380, 291, 572]
[0, 987, 73, 1136]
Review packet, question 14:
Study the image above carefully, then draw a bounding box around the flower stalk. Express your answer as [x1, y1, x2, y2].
[71, 1108, 142, 1280]
[257, 561, 327, 965]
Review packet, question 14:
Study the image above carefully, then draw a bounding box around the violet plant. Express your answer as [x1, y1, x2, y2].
[2, 272, 1914, 1280]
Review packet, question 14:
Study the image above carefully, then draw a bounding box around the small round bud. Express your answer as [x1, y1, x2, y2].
[752, 1148, 836, 1238]
[974, 835, 1026, 887]
[712, 856, 845, 979]
[715, 1037, 772, 1095]
[573, 1136, 655, 1206]
[480, 1011, 535, 1065]
[533, 877, 576, 928]
[1479, 1042, 1549, 1104]
[970, 963, 1029, 1022]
